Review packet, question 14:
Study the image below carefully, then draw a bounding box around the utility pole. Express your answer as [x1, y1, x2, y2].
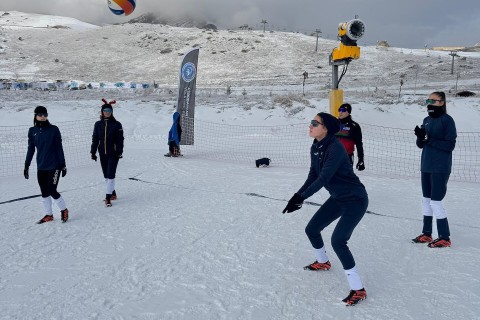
[261, 20, 267, 32]
[449, 51, 459, 75]
[315, 28, 322, 52]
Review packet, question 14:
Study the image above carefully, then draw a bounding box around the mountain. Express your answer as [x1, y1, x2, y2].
[0, 11, 478, 95]
[126, 12, 217, 30]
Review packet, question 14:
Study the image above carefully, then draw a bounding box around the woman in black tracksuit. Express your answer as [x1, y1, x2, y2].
[283, 112, 369, 306]
[90, 100, 124, 207]
[412, 91, 456, 248]
[24, 106, 69, 224]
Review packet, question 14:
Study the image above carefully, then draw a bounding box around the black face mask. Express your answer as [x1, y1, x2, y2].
[427, 105, 445, 118]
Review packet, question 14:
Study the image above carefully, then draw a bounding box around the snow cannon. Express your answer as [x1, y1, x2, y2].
[330, 19, 365, 63]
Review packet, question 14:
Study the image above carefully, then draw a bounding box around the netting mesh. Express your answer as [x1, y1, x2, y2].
[1, 118, 479, 182]
[0, 119, 93, 177]
[181, 119, 480, 183]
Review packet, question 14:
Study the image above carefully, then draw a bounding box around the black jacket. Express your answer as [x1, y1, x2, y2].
[335, 115, 364, 160]
[25, 122, 66, 170]
[297, 134, 368, 201]
[91, 118, 124, 156]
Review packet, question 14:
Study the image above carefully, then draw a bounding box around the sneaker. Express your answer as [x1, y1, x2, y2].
[104, 198, 112, 207]
[110, 194, 117, 201]
[303, 260, 331, 271]
[61, 208, 69, 223]
[428, 238, 451, 248]
[412, 233, 433, 243]
[343, 288, 367, 306]
[37, 214, 54, 224]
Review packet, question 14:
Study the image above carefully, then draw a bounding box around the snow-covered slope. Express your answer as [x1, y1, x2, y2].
[0, 11, 98, 30]
[0, 11, 479, 96]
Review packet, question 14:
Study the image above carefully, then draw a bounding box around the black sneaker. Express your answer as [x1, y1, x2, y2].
[37, 215, 54, 224]
[343, 288, 367, 306]
[104, 198, 112, 207]
[61, 208, 69, 223]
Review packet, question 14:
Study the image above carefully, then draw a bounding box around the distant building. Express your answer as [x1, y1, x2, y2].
[431, 46, 465, 51]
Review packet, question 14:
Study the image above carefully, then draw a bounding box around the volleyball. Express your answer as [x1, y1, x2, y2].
[107, 0, 136, 16]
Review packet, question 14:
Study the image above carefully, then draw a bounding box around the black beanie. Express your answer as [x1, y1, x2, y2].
[101, 103, 113, 113]
[34, 106, 48, 114]
[317, 112, 340, 135]
[339, 103, 352, 114]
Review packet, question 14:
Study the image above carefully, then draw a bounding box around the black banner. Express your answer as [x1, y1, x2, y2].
[176, 48, 199, 145]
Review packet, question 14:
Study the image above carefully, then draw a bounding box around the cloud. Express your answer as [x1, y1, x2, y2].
[0, 0, 478, 48]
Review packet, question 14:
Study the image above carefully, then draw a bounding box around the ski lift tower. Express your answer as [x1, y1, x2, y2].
[329, 19, 365, 116]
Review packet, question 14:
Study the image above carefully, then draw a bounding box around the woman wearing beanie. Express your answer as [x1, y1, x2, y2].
[283, 112, 369, 305]
[24, 106, 69, 224]
[90, 99, 124, 207]
[412, 91, 456, 248]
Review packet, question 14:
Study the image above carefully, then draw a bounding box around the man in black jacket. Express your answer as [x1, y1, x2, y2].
[335, 103, 365, 171]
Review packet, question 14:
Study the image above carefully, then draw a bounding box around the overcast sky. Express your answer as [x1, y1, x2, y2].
[1, 0, 479, 48]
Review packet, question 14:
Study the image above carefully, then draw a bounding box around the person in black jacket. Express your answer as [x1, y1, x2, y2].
[24, 106, 69, 224]
[335, 103, 365, 171]
[283, 112, 369, 306]
[90, 99, 124, 207]
[412, 91, 456, 248]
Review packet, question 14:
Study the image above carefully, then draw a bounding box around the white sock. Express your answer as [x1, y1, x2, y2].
[53, 196, 67, 211]
[41, 197, 52, 215]
[430, 200, 447, 219]
[345, 266, 364, 290]
[106, 179, 115, 195]
[314, 246, 329, 263]
[422, 197, 433, 216]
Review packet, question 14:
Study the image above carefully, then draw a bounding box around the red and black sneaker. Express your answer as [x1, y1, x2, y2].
[104, 198, 112, 207]
[61, 208, 69, 223]
[303, 260, 331, 271]
[412, 233, 433, 243]
[343, 288, 367, 306]
[428, 238, 451, 248]
[111, 191, 117, 200]
[37, 214, 54, 224]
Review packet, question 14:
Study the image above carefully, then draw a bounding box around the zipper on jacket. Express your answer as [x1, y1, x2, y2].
[104, 121, 108, 155]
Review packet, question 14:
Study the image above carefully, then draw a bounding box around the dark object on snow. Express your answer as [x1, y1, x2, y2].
[456, 90, 475, 97]
[256, 158, 271, 167]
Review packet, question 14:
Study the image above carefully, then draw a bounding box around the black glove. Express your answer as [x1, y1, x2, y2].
[91, 153, 97, 161]
[356, 159, 365, 171]
[414, 125, 426, 141]
[24, 166, 29, 179]
[61, 167, 67, 177]
[282, 193, 304, 214]
[117, 153, 123, 159]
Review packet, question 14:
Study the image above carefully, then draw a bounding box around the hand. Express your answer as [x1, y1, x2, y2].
[414, 125, 426, 141]
[117, 153, 123, 159]
[24, 166, 29, 179]
[61, 167, 67, 177]
[91, 153, 97, 161]
[356, 160, 365, 171]
[282, 193, 304, 214]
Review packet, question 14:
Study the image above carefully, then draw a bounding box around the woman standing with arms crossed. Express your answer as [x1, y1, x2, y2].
[283, 112, 369, 306]
[91, 99, 124, 207]
[24, 106, 69, 224]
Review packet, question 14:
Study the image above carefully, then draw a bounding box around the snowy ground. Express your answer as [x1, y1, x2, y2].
[0, 91, 479, 319]
[0, 11, 479, 319]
